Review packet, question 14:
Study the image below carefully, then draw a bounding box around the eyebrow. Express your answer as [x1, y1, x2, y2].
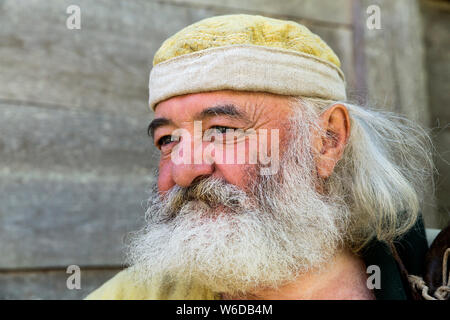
[147, 117, 173, 138]
[147, 104, 249, 138]
[196, 104, 247, 120]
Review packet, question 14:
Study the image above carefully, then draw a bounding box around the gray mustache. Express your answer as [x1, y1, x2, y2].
[161, 176, 249, 218]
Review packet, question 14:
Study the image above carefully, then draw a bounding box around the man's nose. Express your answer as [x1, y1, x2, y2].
[171, 162, 214, 187]
[171, 138, 214, 188]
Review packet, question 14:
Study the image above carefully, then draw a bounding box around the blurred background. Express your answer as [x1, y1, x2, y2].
[0, 0, 449, 299]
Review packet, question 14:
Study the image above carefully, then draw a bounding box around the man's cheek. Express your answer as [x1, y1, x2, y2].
[214, 163, 257, 192]
[157, 160, 174, 192]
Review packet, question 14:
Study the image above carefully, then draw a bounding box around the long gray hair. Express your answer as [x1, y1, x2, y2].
[292, 97, 435, 252]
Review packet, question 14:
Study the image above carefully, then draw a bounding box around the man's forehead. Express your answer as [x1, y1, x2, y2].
[153, 90, 292, 119]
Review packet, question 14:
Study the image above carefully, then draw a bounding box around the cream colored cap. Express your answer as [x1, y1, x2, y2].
[149, 14, 346, 110]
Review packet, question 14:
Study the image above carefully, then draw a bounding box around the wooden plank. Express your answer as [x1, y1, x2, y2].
[434, 131, 450, 228]
[356, 0, 430, 126]
[421, 1, 450, 125]
[421, 1, 450, 229]
[354, 0, 442, 228]
[0, 102, 157, 176]
[0, 170, 152, 269]
[0, 268, 120, 299]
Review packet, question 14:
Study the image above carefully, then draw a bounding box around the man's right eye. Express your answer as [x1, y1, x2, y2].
[157, 135, 176, 147]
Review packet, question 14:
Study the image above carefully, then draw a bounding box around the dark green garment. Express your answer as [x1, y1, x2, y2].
[361, 216, 429, 300]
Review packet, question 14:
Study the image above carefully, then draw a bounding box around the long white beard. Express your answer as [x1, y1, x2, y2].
[126, 114, 350, 296]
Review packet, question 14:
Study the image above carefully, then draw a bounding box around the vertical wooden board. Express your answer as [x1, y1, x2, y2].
[356, 0, 430, 126]
[434, 131, 450, 228]
[356, 0, 401, 110]
[421, 1, 450, 229]
[421, 1, 450, 126]
[354, 0, 440, 227]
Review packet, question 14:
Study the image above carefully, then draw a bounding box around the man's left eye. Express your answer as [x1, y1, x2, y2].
[210, 125, 235, 134]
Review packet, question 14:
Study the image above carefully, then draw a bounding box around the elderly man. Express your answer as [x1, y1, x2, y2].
[86, 14, 435, 300]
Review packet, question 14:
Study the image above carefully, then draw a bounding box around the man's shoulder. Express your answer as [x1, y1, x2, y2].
[360, 216, 429, 300]
[84, 268, 218, 300]
[84, 268, 150, 300]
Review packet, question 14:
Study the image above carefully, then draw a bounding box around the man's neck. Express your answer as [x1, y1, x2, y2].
[223, 250, 375, 300]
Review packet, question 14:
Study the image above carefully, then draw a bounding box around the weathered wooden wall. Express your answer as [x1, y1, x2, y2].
[0, 0, 448, 299]
[421, 0, 450, 228]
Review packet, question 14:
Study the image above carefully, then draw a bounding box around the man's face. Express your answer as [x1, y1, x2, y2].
[152, 90, 294, 193]
[128, 90, 349, 295]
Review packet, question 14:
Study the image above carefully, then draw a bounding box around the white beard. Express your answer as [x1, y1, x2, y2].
[126, 114, 350, 295]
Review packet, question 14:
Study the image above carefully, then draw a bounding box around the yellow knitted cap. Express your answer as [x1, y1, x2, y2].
[153, 14, 341, 68]
[149, 14, 346, 110]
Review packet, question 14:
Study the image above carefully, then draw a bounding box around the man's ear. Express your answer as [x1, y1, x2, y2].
[312, 103, 351, 179]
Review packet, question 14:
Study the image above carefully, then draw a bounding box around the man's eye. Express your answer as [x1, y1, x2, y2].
[211, 126, 235, 134]
[157, 135, 177, 147]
